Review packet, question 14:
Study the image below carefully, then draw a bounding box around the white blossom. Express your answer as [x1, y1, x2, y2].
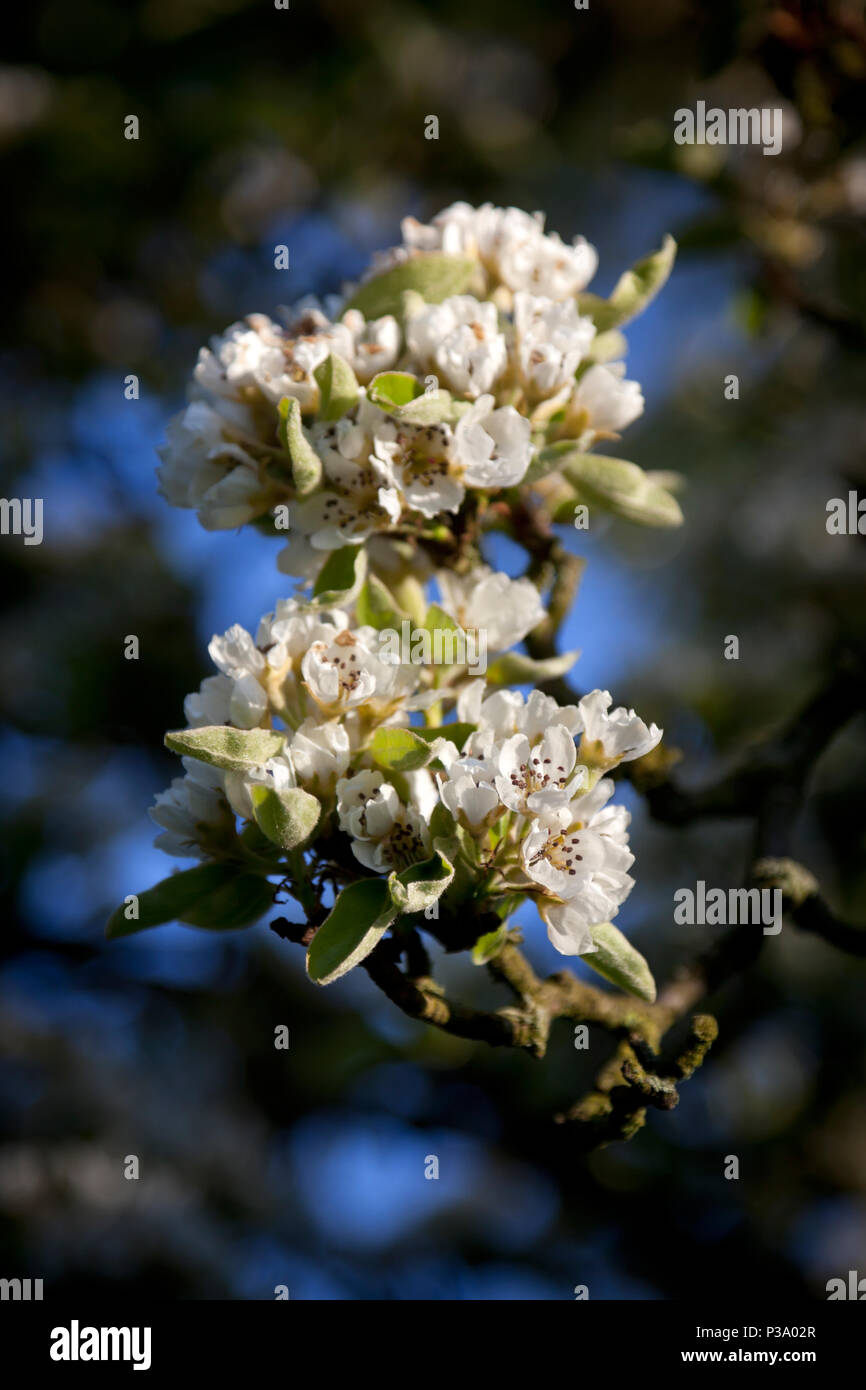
[401, 202, 598, 300]
[437, 754, 500, 828]
[512, 293, 596, 398]
[453, 394, 533, 488]
[371, 415, 464, 518]
[336, 769, 433, 871]
[184, 674, 233, 728]
[301, 628, 411, 713]
[289, 718, 351, 792]
[156, 399, 264, 524]
[436, 565, 545, 652]
[149, 758, 230, 858]
[406, 295, 507, 399]
[324, 308, 401, 384]
[495, 725, 586, 820]
[578, 689, 662, 766]
[567, 362, 644, 441]
[522, 779, 635, 953]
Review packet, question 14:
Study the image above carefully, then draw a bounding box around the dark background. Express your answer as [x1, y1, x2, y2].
[1, 0, 865, 1300]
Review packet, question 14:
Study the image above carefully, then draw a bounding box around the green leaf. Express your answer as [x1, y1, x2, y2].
[525, 441, 571, 485]
[429, 801, 457, 840]
[587, 328, 629, 363]
[486, 650, 579, 685]
[307, 877, 397, 984]
[344, 252, 478, 321]
[424, 603, 461, 636]
[250, 785, 320, 850]
[178, 872, 275, 931]
[413, 723, 476, 749]
[165, 726, 285, 774]
[312, 544, 367, 603]
[107, 863, 273, 939]
[583, 921, 657, 1002]
[560, 452, 683, 528]
[239, 821, 283, 859]
[578, 235, 676, 332]
[367, 371, 424, 409]
[393, 388, 453, 424]
[388, 850, 454, 914]
[368, 726, 432, 773]
[472, 924, 508, 965]
[278, 396, 322, 496]
[313, 352, 359, 421]
[356, 575, 403, 630]
[492, 891, 526, 920]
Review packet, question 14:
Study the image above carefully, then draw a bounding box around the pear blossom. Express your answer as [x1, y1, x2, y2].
[156, 399, 269, 527]
[437, 754, 501, 829]
[406, 295, 507, 399]
[336, 769, 433, 871]
[301, 627, 413, 714]
[512, 293, 596, 398]
[322, 307, 401, 384]
[288, 718, 351, 793]
[522, 780, 635, 953]
[462, 687, 582, 755]
[372, 416, 465, 518]
[224, 751, 297, 822]
[578, 689, 662, 766]
[565, 362, 645, 442]
[184, 674, 233, 728]
[209, 624, 266, 682]
[494, 725, 587, 819]
[256, 597, 350, 669]
[453, 395, 533, 488]
[400, 202, 599, 300]
[436, 565, 546, 653]
[149, 758, 233, 858]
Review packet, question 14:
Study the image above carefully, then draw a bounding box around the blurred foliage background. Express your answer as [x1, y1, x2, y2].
[1, 0, 865, 1300]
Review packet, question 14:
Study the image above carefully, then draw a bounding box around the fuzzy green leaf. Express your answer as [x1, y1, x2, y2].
[312, 544, 368, 603]
[164, 726, 285, 774]
[344, 252, 478, 321]
[307, 878, 397, 984]
[583, 921, 657, 1002]
[471, 925, 508, 964]
[388, 850, 454, 914]
[313, 352, 359, 421]
[107, 863, 272, 939]
[250, 785, 321, 851]
[393, 388, 454, 424]
[278, 395, 322, 496]
[367, 371, 424, 409]
[486, 650, 579, 685]
[356, 575, 404, 630]
[578, 236, 676, 332]
[560, 452, 683, 528]
[368, 726, 432, 773]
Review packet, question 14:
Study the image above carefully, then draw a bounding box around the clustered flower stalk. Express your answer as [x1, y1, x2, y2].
[111, 202, 683, 1005]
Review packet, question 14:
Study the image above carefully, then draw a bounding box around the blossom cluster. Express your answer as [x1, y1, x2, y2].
[114, 203, 676, 998]
[157, 202, 658, 585]
[149, 565, 660, 959]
